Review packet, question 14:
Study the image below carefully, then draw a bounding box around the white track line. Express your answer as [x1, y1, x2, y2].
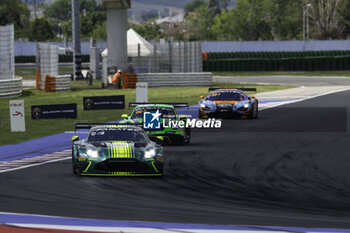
[259, 87, 350, 111]
[0, 150, 70, 174]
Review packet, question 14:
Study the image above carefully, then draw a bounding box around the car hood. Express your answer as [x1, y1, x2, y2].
[88, 141, 145, 159]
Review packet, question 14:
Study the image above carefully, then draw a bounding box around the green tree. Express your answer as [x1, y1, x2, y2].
[91, 21, 107, 40]
[0, 0, 30, 38]
[81, 11, 106, 38]
[185, 5, 215, 40]
[28, 17, 55, 41]
[173, 29, 186, 41]
[308, 0, 343, 39]
[43, 0, 102, 21]
[208, 0, 230, 16]
[212, 9, 236, 40]
[212, 0, 273, 41]
[61, 19, 72, 38]
[338, 0, 350, 38]
[184, 0, 207, 14]
[270, 0, 303, 40]
[131, 24, 166, 41]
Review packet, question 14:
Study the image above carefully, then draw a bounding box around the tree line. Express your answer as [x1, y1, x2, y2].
[184, 0, 350, 41]
[1, 0, 350, 41]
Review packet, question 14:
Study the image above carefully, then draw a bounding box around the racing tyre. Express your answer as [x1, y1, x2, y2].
[253, 107, 259, 119]
[184, 128, 191, 145]
[72, 148, 80, 176]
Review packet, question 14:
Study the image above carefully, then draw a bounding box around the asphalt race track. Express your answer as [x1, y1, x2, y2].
[1, 90, 350, 228]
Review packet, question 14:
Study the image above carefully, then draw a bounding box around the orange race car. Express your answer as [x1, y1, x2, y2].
[199, 88, 258, 119]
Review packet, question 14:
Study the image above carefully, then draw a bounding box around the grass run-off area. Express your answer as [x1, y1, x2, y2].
[213, 71, 350, 77]
[0, 81, 292, 146]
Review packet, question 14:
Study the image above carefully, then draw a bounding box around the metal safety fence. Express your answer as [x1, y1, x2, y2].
[127, 41, 202, 73]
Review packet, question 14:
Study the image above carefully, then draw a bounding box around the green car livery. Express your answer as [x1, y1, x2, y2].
[121, 103, 191, 145]
[72, 124, 163, 176]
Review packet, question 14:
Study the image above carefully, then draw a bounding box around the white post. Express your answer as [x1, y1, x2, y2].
[136, 82, 148, 103]
[10, 100, 26, 132]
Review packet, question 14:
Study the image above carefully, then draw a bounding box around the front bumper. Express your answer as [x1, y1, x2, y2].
[78, 157, 163, 176]
[199, 108, 251, 119]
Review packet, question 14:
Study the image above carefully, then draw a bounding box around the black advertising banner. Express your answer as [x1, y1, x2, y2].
[83, 95, 125, 110]
[31, 104, 77, 119]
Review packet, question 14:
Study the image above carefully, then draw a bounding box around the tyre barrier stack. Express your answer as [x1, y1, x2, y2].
[122, 73, 137, 89]
[45, 75, 71, 92]
[137, 73, 212, 88]
[203, 51, 350, 72]
[0, 78, 22, 98]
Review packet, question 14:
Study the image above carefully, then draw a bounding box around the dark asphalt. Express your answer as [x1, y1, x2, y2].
[1, 90, 350, 228]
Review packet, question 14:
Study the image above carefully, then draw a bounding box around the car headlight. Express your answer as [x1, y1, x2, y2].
[200, 104, 206, 108]
[86, 149, 99, 158]
[144, 149, 156, 158]
[244, 104, 249, 108]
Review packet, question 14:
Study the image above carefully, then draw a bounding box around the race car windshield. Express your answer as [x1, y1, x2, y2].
[131, 107, 176, 119]
[88, 128, 149, 142]
[208, 92, 245, 101]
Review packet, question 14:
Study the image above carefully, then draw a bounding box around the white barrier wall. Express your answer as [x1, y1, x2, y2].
[0, 78, 22, 98]
[0, 25, 15, 80]
[0, 24, 22, 98]
[55, 75, 71, 91]
[137, 73, 212, 88]
[38, 44, 58, 86]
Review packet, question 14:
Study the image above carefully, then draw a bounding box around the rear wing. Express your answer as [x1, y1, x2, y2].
[75, 122, 142, 131]
[208, 88, 257, 92]
[128, 102, 189, 108]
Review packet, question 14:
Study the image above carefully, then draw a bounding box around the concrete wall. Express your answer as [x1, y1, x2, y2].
[0, 25, 14, 80]
[137, 72, 212, 88]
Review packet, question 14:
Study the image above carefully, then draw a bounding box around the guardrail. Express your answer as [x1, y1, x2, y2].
[137, 73, 212, 88]
[45, 75, 71, 92]
[0, 78, 22, 98]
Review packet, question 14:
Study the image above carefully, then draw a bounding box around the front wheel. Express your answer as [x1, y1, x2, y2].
[72, 147, 80, 175]
[184, 128, 191, 145]
[253, 107, 259, 119]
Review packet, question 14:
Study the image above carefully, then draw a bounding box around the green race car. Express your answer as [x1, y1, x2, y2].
[120, 103, 191, 145]
[72, 123, 163, 176]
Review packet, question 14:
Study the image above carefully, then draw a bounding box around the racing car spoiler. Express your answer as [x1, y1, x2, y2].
[75, 122, 142, 131]
[208, 88, 257, 92]
[128, 102, 189, 108]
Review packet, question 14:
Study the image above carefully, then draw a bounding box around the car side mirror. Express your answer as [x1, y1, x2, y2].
[72, 136, 79, 141]
[121, 114, 128, 118]
[200, 95, 204, 99]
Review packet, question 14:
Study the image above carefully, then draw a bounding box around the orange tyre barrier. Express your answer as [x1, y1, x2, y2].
[45, 75, 56, 92]
[122, 73, 137, 89]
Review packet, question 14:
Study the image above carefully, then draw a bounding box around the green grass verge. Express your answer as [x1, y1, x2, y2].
[0, 81, 292, 146]
[213, 71, 350, 77]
